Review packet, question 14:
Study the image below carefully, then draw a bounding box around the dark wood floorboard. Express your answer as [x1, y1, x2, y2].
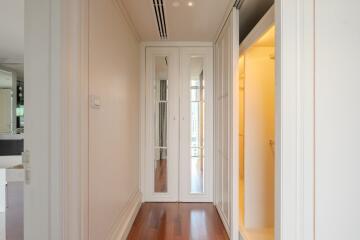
[127, 203, 229, 240]
[155, 159, 167, 192]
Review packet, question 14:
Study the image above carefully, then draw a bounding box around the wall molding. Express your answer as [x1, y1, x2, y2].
[107, 191, 142, 240]
[275, 0, 315, 239]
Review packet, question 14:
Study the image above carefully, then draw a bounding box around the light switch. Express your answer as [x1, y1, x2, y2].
[90, 95, 101, 109]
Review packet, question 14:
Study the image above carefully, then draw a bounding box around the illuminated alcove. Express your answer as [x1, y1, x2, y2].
[239, 24, 275, 240]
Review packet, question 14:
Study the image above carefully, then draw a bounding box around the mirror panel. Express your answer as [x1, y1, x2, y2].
[154, 56, 168, 193]
[190, 57, 205, 193]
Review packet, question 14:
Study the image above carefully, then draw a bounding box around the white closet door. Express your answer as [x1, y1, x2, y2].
[214, 8, 239, 238]
[144, 47, 179, 202]
[179, 47, 214, 202]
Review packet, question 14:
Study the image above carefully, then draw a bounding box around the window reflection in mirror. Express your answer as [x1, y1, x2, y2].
[154, 56, 168, 193]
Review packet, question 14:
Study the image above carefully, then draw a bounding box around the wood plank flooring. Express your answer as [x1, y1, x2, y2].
[127, 203, 229, 240]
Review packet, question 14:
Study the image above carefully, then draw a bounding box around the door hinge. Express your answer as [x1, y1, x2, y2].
[22, 150, 31, 184]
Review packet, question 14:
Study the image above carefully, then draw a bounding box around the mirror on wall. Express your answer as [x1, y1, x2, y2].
[0, 64, 24, 135]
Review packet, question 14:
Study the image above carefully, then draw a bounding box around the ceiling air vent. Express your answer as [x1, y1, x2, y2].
[152, 0, 168, 40]
[234, 0, 245, 9]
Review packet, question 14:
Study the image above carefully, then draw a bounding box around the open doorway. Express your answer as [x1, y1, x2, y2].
[0, 0, 25, 239]
[238, 13, 275, 240]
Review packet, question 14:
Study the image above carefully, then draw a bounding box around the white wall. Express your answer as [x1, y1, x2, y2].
[315, 1, 360, 239]
[89, 0, 140, 239]
[244, 46, 275, 229]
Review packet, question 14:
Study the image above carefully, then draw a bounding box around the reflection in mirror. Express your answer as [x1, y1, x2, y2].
[0, 69, 15, 134]
[154, 56, 168, 193]
[0, 64, 24, 135]
[190, 57, 205, 193]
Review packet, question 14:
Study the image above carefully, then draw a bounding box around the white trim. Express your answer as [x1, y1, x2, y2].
[108, 191, 142, 240]
[275, 0, 315, 239]
[60, 0, 89, 239]
[139, 44, 146, 202]
[214, 0, 237, 43]
[230, 8, 240, 240]
[239, 6, 275, 55]
[216, 204, 230, 235]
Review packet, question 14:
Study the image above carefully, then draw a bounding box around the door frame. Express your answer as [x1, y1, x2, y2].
[25, 0, 90, 239]
[224, 1, 315, 240]
[140, 42, 214, 202]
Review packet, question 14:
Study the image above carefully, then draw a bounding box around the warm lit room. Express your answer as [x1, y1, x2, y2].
[238, 9, 275, 240]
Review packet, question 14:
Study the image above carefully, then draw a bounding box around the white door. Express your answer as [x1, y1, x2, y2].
[145, 47, 180, 202]
[179, 47, 213, 202]
[144, 46, 213, 202]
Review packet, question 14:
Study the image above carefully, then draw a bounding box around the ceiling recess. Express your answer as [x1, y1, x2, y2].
[152, 0, 168, 40]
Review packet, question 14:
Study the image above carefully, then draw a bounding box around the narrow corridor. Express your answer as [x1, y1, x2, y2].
[127, 203, 229, 240]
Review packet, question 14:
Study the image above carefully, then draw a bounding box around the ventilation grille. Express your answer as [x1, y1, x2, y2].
[234, 0, 245, 9]
[152, 0, 168, 40]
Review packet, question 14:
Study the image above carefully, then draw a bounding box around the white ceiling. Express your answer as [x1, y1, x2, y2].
[0, 0, 24, 62]
[120, 0, 233, 41]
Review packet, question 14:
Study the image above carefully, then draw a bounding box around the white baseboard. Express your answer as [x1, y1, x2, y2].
[215, 204, 230, 236]
[108, 190, 142, 240]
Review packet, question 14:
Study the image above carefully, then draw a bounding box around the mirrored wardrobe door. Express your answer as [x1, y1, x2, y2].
[145, 47, 179, 202]
[179, 47, 214, 202]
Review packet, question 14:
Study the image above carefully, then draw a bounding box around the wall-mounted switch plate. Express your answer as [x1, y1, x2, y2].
[90, 95, 101, 109]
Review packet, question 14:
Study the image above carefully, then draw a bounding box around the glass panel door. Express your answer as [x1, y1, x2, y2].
[145, 47, 179, 202]
[145, 47, 213, 202]
[190, 57, 205, 193]
[180, 47, 213, 202]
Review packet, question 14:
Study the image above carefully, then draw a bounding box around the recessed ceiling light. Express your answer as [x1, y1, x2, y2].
[172, 1, 180, 7]
[188, 1, 194, 7]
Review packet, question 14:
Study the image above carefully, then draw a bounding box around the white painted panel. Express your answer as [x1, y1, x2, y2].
[24, 0, 51, 238]
[315, 1, 360, 239]
[88, 0, 140, 239]
[214, 8, 239, 238]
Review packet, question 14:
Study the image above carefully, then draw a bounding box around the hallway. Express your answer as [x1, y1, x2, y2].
[127, 203, 229, 240]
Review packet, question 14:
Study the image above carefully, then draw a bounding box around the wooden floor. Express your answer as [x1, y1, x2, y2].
[127, 203, 229, 240]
